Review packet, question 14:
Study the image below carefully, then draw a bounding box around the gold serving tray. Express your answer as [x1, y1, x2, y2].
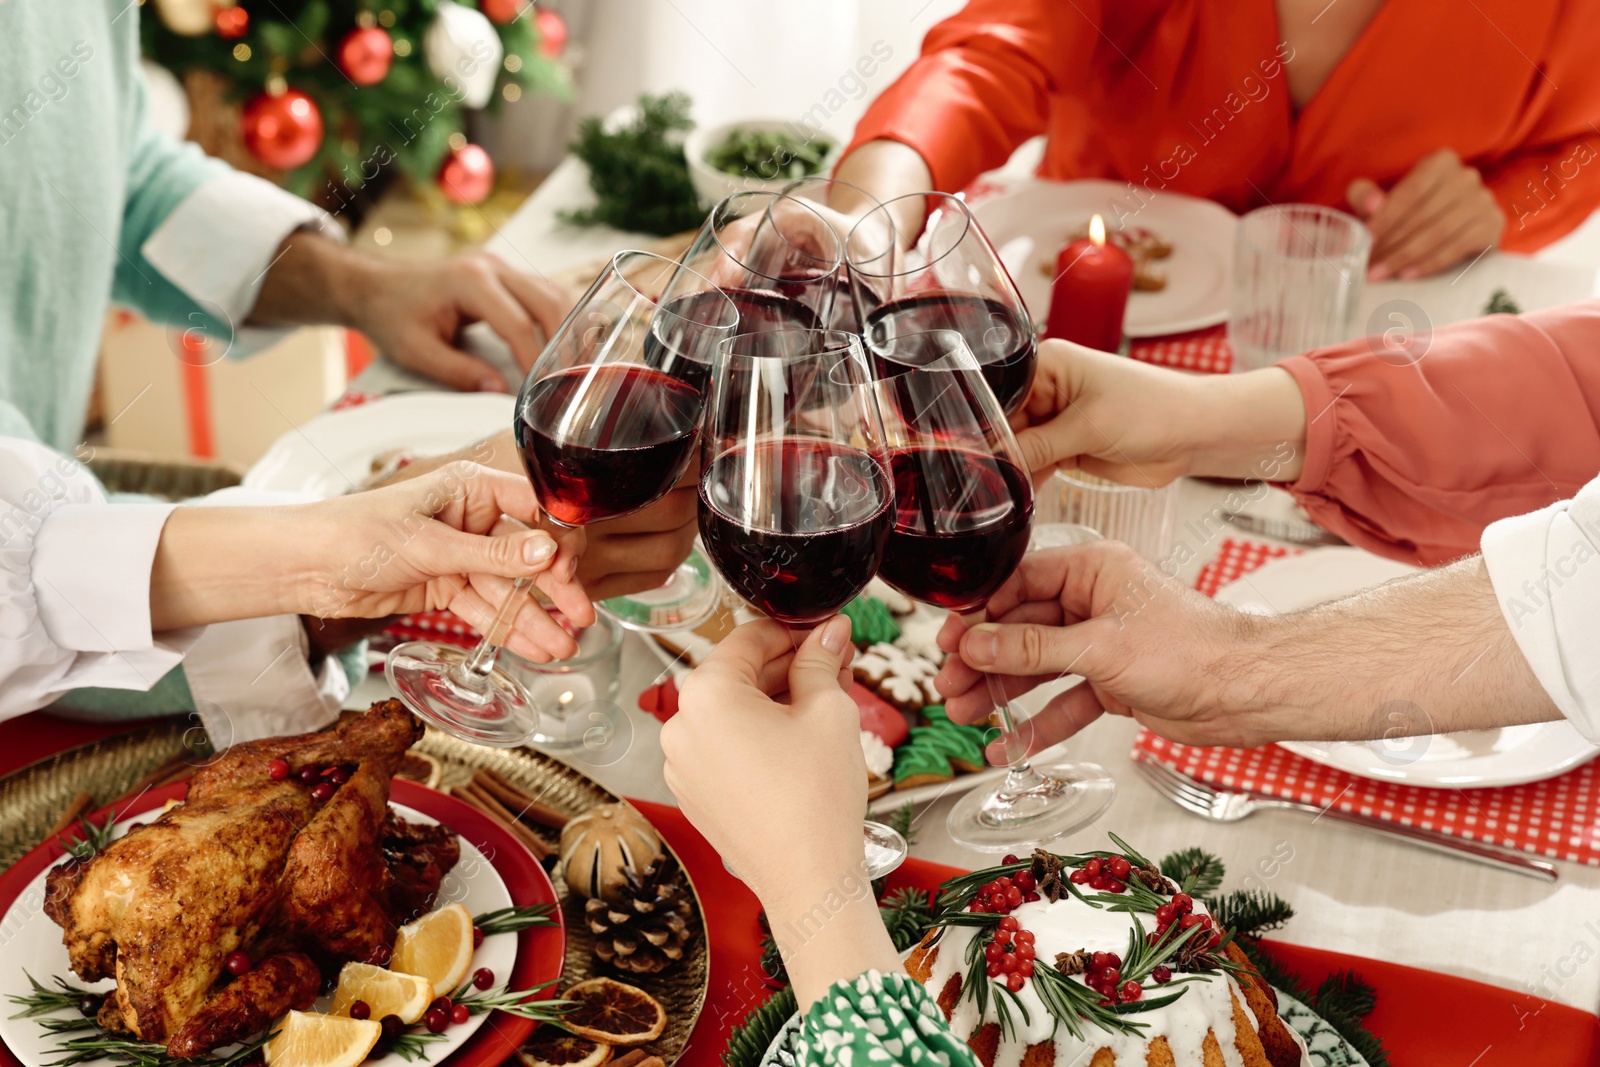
[0, 724, 708, 1067]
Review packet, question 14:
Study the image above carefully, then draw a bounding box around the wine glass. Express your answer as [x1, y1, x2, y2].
[386, 251, 740, 746]
[676, 190, 846, 333]
[777, 176, 895, 333]
[847, 192, 1038, 415]
[697, 327, 908, 878]
[871, 330, 1116, 850]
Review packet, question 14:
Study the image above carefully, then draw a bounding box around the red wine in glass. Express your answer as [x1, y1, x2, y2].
[864, 292, 1037, 416]
[699, 439, 892, 625]
[878, 446, 1034, 613]
[649, 288, 820, 394]
[517, 363, 702, 527]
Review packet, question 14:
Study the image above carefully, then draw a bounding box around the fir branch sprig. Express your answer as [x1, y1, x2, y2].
[879, 888, 934, 952]
[1159, 848, 1226, 897]
[62, 814, 119, 862]
[472, 904, 558, 937]
[1200, 890, 1294, 941]
[720, 987, 797, 1067]
[1236, 943, 1389, 1067]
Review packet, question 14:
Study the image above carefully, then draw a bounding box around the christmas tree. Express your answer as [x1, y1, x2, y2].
[140, 0, 571, 207]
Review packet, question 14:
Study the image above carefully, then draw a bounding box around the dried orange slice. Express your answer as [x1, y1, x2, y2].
[516, 1029, 612, 1067]
[262, 1010, 381, 1067]
[558, 978, 666, 1046]
[391, 902, 474, 995]
[328, 962, 432, 1024]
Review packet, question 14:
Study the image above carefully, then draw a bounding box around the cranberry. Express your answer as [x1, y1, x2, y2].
[1120, 980, 1142, 1002]
[1084, 858, 1103, 877]
[1024, 892, 1040, 902]
[1004, 887, 1023, 907]
[984, 942, 1004, 963]
[1152, 965, 1173, 984]
[1172, 893, 1194, 914]
[1099, 966, 1120, 988]
[298, 765, 321, 784]
[1088, 875, 1108, 891]
[329, 766, 351, 786]
[472, 967, 495, 990]
[473, 926, 485, 948]
[1016, 944, 1035, 962]
[349, 1001, 371, 1021]
[997, 916, 1019, 933]
[1108, 856, 1132, 879]
[380, 1015, 405, 1040]
[1013, 871, 1036, 893]
[268, 758, 290, 780]
[1018, 960, 1035, 978]
[365, 943, 392, 966]
[1000, 954, 1017, 974]
[1005, 973, 1025, 992]
[994, 928, 1013, 946]
[1068, 870, 1090, 885]
[1180, 914, 1203, 931]
[1014, 931, 1035, 946]
[1090, 952, 1112, 971]
[225, 951, 252, 976]
[1105, 878, 1127, 894]
[78, 994, 103, 1017]
[1002, 853, 1020, 865]
[310, 782, 335, 802]
[1155, 903, 1178, 927]
[1098, 998, 1114, 1007]
[424, 1008, 449, 1034]
[995, 877, 1013, 892]
[430, 997, 452, 1015]
[451, 1004, 470, 1025]
[986, 961, 1003, 978]
[1208, 931, 1224, 951]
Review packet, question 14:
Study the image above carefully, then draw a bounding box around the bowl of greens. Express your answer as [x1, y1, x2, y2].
[684, 119, 841, 207]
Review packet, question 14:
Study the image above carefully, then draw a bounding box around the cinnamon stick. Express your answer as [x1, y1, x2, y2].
[473, 768, 570, 830]
[48, 792, 95, 838]
[610, 1050, 661, 1067]
[451, 784, 551, 860]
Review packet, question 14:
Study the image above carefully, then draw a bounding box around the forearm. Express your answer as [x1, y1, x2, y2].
[149, 506, 311, 631]
[1240, 556, 1557, 741]
[764, 870, 904, 1012]
[1186, 367, 1306, 482]
[831, 140, 934, 237]
[246, 231, 377, 329]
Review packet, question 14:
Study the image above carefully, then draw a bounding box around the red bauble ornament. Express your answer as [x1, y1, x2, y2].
[337, 26, 393, 86]
[241, 89, 324, 170]
[480, 0, 524, 24]
[535, 7, 567, 57]
[214, 5, 249, 38]
[438, 144, 494, 204]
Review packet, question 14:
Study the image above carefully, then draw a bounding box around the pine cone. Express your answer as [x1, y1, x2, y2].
[584, 855, 694, 975]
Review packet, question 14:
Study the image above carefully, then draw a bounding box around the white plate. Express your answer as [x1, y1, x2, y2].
[1214, 547, 1600, 787]
[0, 803, 516, 1067]
[243, 393, 515, 498]
[974, 179, 1238, 337]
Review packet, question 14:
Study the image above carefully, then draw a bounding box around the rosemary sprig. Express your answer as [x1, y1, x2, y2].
[385, 1029, 448, 1063]
[9, 973, 97, 1019]
[39, 1028, 273, 1067]
[449, 981, 573, 1024]
[472, 904, 558, 937]
[61, 814, 119, 862]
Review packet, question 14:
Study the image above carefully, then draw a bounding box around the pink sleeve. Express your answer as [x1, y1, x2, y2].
[1277, 299, 1600, 566]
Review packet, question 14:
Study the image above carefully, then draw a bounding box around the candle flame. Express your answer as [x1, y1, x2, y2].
[1089, 214, 1106, 247]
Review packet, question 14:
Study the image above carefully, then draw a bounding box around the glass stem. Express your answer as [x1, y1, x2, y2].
[457, 575, 534, 681]
[985, 671, 1045, 796]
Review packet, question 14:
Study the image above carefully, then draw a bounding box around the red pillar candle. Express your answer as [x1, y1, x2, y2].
[1044, 214, 1134, 352]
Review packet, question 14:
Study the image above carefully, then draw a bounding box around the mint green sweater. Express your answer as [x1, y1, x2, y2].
[0, 0, 237, 452]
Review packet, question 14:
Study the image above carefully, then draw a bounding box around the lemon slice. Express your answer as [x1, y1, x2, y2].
[391, 902, 474, 996]
[263, 1011, 381, 1067]
[328, 962, 433, 1024]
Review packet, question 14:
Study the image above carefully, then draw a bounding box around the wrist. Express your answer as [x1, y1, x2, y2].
[149, 506, 309, 630]
[1186, 368, 1307, 482]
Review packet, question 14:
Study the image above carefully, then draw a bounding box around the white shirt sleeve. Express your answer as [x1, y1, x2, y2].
[0, 437, 203, 721]
[1482, 472, 1600, 742]
[139, 170, 346, 357]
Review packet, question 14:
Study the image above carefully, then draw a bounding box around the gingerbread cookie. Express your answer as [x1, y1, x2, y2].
[892, 741, 955, 790]
[841, 596, 901, 647]
[853, 642, 941, 713]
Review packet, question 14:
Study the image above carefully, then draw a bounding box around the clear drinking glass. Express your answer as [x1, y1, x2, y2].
[385, 251, 738, 747]
[696, 327, 908, 879]
[1228, 204, 1371, 372]
[846, 192, 1037, 415]
[1043, 469, 1180, 564]
[868, 330, 1114, 850]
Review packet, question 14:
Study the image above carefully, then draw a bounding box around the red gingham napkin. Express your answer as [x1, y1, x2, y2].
[1128, 324, 1233, 374]
[1136, 537, 1600, 865]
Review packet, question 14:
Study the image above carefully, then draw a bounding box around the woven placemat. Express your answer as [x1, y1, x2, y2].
[0, 724, 707, 1067]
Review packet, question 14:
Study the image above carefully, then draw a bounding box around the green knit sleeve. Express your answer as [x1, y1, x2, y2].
[109, 45, 234, 342]
[796, 970, 978, 1067]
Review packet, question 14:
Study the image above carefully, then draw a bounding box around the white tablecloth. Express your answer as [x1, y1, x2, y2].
[351, 161, 1600, 1014]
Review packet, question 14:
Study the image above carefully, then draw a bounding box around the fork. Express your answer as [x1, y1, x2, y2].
[1135, 759, 1559, 882]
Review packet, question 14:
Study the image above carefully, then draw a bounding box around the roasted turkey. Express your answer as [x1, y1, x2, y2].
[43, 700, 458, 1057]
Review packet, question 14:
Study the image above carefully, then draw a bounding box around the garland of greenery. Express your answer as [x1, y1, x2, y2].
[726, 842, 1388, 1067]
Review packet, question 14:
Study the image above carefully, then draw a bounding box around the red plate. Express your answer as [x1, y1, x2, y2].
[0, 778, 564, 1067]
